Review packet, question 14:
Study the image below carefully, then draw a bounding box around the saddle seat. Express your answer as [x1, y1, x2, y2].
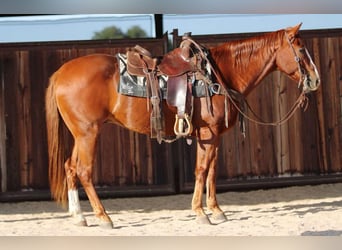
[158, 45, 197, 76]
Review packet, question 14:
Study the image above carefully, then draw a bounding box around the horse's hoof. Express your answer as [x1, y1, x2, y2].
[212, 212, 228, 223]
[75, 219, 88, 227]
[71, 214, 88, 227]
[100, 221, 114, 229]
[196, 215, 212, 225]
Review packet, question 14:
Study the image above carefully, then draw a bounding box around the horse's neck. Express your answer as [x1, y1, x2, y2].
[210, 33, 280, 95]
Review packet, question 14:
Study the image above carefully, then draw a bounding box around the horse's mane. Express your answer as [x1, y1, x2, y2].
[210, 29, 284, 68]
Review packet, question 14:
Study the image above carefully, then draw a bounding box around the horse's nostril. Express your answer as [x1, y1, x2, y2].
[313, 79, 320, 89]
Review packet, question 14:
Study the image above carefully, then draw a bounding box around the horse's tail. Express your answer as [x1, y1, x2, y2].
[45, 72, 68, 207]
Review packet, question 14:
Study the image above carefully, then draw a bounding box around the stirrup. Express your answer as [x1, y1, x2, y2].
[174, 114, 193, 137]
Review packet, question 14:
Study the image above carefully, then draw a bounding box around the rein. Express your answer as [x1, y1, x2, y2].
[182, 34, 311, 131]
[228, 90, 308, 127]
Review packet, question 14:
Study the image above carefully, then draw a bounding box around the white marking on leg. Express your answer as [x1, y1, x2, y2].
[68, 189, 82, 215]
[68, 189, 87, 225]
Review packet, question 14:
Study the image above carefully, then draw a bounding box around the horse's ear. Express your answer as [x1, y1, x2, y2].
[286, 23, 302, 41]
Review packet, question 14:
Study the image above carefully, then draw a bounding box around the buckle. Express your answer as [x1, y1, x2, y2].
[209, 83, 221, 95]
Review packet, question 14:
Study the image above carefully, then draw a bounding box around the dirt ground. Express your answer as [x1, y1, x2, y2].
[1, 183, 342, 236]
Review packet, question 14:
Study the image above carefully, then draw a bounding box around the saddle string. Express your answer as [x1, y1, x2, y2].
[139, 54, 164, 143]
[184, 38, 214, 116]
[181, 37, 238, 128]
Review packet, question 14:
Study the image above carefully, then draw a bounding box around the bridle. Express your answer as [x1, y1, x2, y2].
[285, 32, 320, 93]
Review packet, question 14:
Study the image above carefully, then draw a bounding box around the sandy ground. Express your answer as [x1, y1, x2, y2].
[1, 183, 342, 236]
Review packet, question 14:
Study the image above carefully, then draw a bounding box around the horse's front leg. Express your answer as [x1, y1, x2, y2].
[192, 131, 226, 224]
[206, 145, 228, 223]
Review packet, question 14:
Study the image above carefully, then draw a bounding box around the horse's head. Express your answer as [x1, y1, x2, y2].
[275, 23, 320, 93]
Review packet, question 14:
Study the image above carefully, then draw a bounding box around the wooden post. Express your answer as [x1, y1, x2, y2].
[0, 59, 7, 192]
[154, 14, 163, 39]
[313, 37, 328, 172]
[274, 72, 290, 174]
[17, 51, 32, 188]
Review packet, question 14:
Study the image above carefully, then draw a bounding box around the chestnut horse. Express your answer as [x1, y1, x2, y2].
[45, 23, 320, 228]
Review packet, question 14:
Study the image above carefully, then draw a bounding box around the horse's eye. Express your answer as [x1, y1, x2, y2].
[298, 47, 305, 54]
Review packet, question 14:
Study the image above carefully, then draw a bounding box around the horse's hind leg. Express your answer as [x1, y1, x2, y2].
[64, 147, 87, 226]
[75, 133, 113, 229]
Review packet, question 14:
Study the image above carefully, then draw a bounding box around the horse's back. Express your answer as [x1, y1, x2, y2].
[54, 54, 117, 84]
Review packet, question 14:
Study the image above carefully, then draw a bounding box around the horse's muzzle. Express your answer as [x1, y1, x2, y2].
[303, 75, 320, 93]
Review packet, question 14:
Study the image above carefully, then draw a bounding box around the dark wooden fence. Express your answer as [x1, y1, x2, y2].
[0, 28, 342, 201]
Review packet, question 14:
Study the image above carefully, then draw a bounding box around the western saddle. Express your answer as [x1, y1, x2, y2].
[125, 34, 210, 143]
